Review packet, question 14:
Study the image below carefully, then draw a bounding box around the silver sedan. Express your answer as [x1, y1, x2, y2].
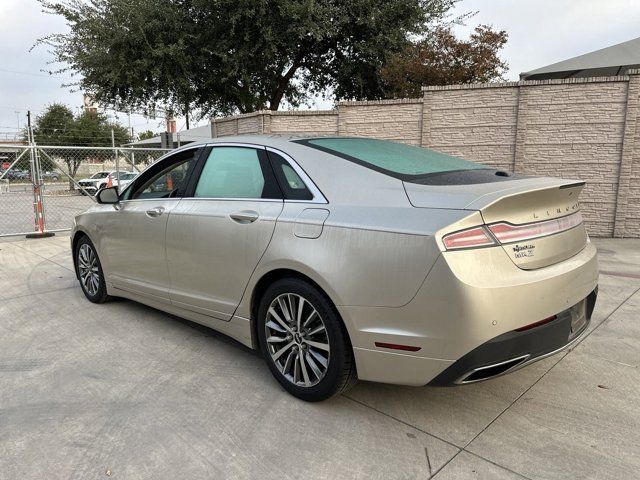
[71, 136, 598, 401]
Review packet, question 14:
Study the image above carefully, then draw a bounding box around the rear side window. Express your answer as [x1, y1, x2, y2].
[195, 147, 280, 199]
[266, 151, 313, 201]
[296, 137, 487, 181]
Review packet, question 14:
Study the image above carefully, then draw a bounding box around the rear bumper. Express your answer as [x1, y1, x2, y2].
[339, 241, 598, 386]
[429, 287, 597, 385]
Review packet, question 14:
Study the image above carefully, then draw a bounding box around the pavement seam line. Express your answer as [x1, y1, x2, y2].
[342, 394, 460, 451]
[345, 286, 640, 479]
[11, 240, 75, 272]
[459, 284, 640, 469]
[0, 284, 79, 302]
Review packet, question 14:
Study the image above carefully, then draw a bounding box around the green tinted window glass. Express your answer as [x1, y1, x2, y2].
[281, 164, 306, 190]
[132, 155, 194, 200]
[195, 147, 265, 198]
[305, 138, 486, 176]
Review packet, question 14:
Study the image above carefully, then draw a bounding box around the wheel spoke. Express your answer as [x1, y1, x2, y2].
[307, 325, 325, 337]
[299, 351, 311, 386]
[90, 275, 99, 294]
[268, 308, 291, 333]
[305, 340, 329, 352]
[79, 246, 88, 264]
[296, 296, 305, 331]
[266, 319, 287, 333]
[272, 341, 295, 361]
[293, 353, 301, 384]
[302, 309, 317, 328]
[282, 350, 295, 375]
[305, 351, 323, 379]
[309, 348, 328, 368]
[267, 335, 288, 344]
[278, 297, 292, 323]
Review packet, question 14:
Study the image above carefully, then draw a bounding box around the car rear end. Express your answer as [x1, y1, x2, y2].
[404, 179, 598, 385]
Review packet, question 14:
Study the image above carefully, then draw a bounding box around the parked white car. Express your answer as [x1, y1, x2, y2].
[77, 171, 132, 195]
[115, 172, 139, 191]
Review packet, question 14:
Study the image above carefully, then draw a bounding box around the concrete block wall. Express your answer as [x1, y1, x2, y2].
[210, 71, 640, 237]
[212, 110, 338, 138]
[422, 87, 518, 171]
[337, 99, 423, 145]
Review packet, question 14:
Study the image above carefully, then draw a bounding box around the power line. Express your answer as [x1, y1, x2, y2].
[0, 68, 75, 80]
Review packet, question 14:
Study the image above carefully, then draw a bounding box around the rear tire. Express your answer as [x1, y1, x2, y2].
[257, 278, 357, 401]
[75, 236, 111, 304]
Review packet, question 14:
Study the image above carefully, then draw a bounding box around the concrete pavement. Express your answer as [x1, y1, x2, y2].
[0, 235, 638, 479]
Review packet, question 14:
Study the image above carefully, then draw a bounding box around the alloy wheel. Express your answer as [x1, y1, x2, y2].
[264, 293, 330, 387]
[77, 243, 100, 296]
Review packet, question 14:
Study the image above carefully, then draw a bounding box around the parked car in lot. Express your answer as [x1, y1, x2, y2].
[1, 168, 29, 180]
[41, 171, 61, 181]
[71, 136, 598, 401]
[77, 170, 132, 195]
[115, 171, 139, 191]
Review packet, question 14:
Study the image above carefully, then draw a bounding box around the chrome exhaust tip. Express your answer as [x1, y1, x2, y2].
[456, 354, 530, 385]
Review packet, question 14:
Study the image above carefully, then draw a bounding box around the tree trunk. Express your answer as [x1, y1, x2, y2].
[66, 160, 75, 191]
[268, 56, 304, 110]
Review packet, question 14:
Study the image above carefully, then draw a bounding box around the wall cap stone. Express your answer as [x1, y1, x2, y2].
[336, 98, 422, 106]
[212, 109, 337, 123]
[422, 75, 631, 92]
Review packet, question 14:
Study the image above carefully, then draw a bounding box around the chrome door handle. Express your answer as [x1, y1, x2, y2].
[229, 210, 259, 224]
[146, 207, 165, 217]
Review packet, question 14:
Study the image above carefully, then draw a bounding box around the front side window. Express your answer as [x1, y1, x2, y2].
[129, 150, 198, 200]
[297, 137, 487, 180]
[195, 147, 277, 199]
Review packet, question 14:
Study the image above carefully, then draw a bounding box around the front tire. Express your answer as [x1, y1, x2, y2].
[75, 236, 111, 303]
[257, 278, 357, 401]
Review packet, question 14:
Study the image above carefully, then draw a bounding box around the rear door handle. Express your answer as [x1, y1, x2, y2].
[146, 206, 165, 217]
[229, 210, 259, 224]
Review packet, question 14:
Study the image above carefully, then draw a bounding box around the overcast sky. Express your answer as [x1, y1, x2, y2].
[1, 0, 640, 141]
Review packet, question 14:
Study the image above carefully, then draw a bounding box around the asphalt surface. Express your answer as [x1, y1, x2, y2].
[0, 235, 639, 479]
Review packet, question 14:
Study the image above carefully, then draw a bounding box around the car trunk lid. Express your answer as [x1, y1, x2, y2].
[404, 177, 587, 270]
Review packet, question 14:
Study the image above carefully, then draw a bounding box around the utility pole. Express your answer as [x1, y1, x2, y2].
[26, 110, 32, 144]
[128, 111, 133, 141]
[111, 128, 120, 187]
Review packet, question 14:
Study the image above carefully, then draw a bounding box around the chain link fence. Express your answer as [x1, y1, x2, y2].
[0, 144, 171, 236]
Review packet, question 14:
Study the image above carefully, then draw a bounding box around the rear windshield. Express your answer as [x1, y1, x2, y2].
[296, 137, 487, 180]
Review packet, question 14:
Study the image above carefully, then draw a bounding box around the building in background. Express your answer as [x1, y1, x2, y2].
[520, 36, 640, 80]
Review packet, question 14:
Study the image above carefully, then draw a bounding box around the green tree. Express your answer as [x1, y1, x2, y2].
[28, 104, 131, 189]
[39, 0, 460, 116]
[381, 25, 508, 98]
[138, 130, 158, 141]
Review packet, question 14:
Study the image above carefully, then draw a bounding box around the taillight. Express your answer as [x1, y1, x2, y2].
[488, 212, 582, 244]
[443, 226, 496, 250]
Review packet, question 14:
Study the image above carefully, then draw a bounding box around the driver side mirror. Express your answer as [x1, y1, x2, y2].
[96, 186, 119, 204]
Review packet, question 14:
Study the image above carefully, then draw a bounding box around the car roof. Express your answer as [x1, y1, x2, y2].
[176, 134, 330, 151]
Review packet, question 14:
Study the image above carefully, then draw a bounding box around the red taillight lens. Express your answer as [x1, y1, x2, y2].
[515, 315, 557, 332]
[375, 342, 421, 352]
[442, 226, 496, 250]
[489, 212, 582, 244]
